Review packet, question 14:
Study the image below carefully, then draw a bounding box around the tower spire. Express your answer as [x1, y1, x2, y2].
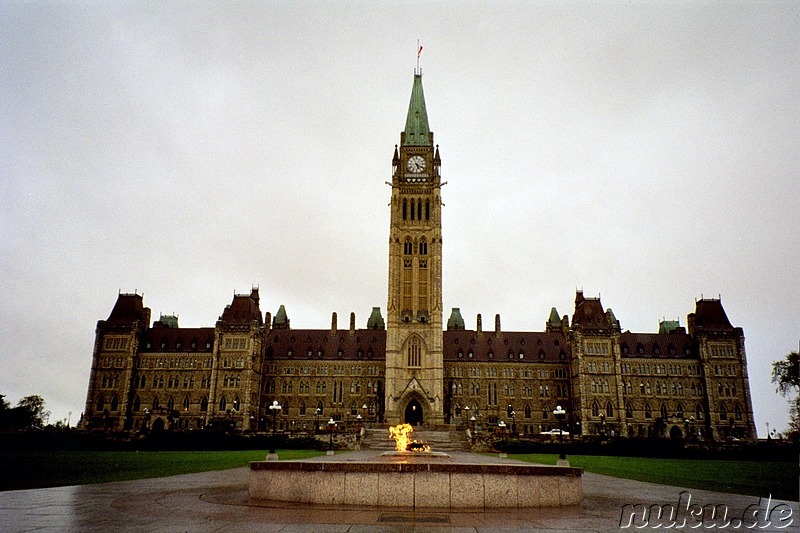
[403, 72, 430, 146]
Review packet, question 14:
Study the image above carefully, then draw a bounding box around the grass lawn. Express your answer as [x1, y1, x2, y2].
[508, 453, 799, 502]
[0, 449, 324, 491]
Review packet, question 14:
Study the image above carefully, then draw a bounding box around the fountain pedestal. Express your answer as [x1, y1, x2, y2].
[249, 451, 582, 508]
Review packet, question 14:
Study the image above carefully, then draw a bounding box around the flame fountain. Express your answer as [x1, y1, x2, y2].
[249, 424, 582, 508]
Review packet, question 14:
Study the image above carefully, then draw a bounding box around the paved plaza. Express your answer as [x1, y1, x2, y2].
[1, 452, 797, 532]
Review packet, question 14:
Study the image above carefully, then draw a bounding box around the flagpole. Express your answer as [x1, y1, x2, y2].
[416, 39, 420, 74]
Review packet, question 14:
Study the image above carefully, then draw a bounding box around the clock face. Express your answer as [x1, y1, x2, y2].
[407, 155, 426, 173]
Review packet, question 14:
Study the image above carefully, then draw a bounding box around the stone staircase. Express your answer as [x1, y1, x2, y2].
[361, 427, 470, 452]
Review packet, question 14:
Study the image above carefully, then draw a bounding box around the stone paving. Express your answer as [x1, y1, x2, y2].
[1, 452, 797, 532]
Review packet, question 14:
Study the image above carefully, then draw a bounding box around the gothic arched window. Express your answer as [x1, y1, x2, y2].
[407, 337, 421, 367]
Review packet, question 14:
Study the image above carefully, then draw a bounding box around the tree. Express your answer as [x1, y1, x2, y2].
[15, 395, 50, 429]
[771, 350, 800, 441]
[0, 394, 50, 430]
[0, 394, 10, 430]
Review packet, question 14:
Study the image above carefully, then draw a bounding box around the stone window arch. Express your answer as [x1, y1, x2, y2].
[407, 336, 422, 368]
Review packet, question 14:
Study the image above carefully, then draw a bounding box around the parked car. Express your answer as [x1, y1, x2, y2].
[540, 429, 569, 436]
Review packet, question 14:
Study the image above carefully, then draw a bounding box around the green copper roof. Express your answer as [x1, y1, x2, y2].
[403, 74, 431, 146]
[273, 305, 288, 325]
[367, 307, 385, 330]
[659, 319, 680, 334]
[547, 308, 561, 326]
[606, 308, 619, 327]
[447, 308, 465, 330]
[159, 314, 179, 328]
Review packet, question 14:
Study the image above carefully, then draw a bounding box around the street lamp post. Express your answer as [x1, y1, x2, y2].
[327, 418, 336, 455]
[510, 410, 516, 436]
[497, 420, 507, 457]
[267, 400, 282, 460]
[553, 405, 567, 465]
[315, 407, 321, 434]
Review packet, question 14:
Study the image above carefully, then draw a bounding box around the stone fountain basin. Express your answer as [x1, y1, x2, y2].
[249, 451, 582, 508]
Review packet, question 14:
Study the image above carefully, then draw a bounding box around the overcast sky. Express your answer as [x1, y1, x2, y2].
[2, 2, 798, 435]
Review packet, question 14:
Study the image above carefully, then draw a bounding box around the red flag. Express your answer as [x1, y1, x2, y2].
[418, 45, 423, 57]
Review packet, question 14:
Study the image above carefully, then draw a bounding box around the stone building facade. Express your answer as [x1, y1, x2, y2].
[81, 72, 756, 441]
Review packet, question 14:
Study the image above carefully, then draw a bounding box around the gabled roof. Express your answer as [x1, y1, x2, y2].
[106, 293, 148, 323]
[403, 74, 431, 146]
[619, 331, 696, 359]
[265, 329, 386, 361]
[443, 330, 569, 363]
[141, 327, 215, 353]
[220, 289, 263, 326]
[693, 299, 734, 331]
[572, 291, 611, 329]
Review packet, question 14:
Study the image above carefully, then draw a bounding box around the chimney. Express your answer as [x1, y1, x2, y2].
[349, 312, 356, 336]
[476, 313, 483, 336]
[495, 314, 502, 337]
[265, 311, 272, 333]
[331, 312, 338, 335]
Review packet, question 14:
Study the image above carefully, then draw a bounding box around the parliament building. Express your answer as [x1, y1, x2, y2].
[81, 72, 756, 442]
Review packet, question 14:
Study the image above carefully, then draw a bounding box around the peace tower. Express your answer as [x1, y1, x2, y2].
[384, 72, 445, 425]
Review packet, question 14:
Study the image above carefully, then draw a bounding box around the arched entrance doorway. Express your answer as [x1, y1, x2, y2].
[151, 417, 165, 432]
[404, 399, 424, 426]
[669, 425, 683, 440]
